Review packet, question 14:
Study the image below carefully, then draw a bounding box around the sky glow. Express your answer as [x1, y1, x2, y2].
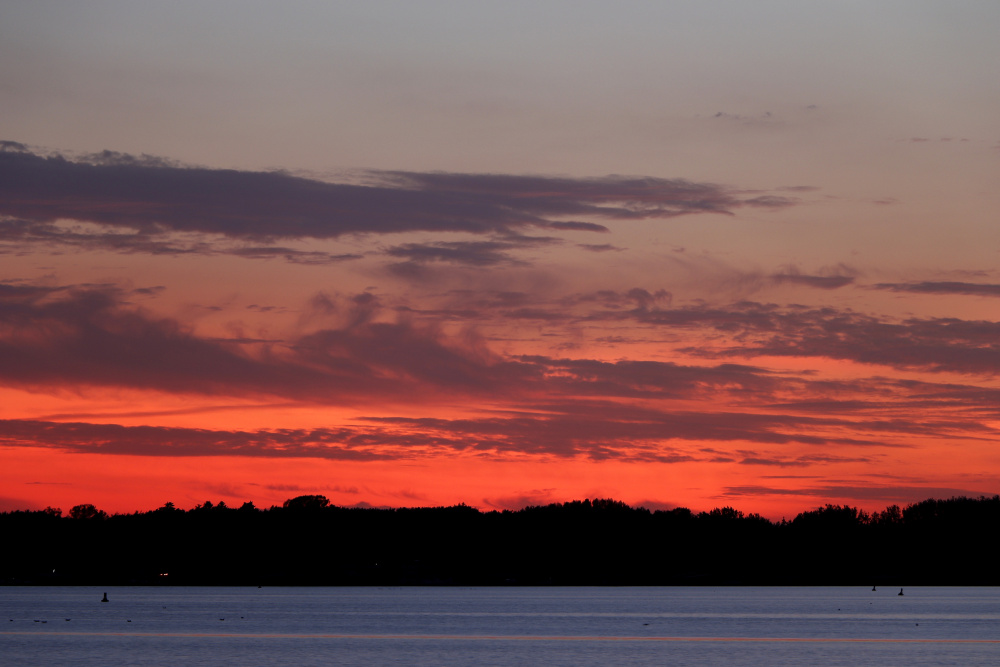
[2, 2, 999, 518]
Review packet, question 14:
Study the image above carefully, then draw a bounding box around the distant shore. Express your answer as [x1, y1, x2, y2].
[3, 495, 998, 586]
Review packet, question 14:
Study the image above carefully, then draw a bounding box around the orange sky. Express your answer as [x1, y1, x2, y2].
[2, 3, 1000, 519]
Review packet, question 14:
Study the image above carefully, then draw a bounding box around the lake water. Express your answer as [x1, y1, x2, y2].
[2, 586, 998, 666]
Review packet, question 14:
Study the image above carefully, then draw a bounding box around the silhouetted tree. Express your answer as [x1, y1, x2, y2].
[874, 504, 903, 526]
[791, 504, 867, 530]
[69, 504, 107, 520]
[700, 506, 744, 521]
[4, 494, 1000, 585]
[283, 495, 331, 510]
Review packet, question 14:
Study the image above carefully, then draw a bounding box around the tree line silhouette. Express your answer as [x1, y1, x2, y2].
[2, 495, 997, 585]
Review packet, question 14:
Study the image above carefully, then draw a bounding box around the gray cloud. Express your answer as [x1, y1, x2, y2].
[384, 236, 558, 267]
[0, 283, 538, 403]
[0, 217, 365, 264]
[873, 281, 1000, 297]
[590, 300, 1000, 376]
[771, 271, 855, 289]
[0, 419, 394, 461]
[6, 282, 1000, 460]
[0, 145, 798, 247]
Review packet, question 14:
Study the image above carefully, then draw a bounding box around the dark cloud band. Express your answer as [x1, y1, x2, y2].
[0, 145, 795, 245]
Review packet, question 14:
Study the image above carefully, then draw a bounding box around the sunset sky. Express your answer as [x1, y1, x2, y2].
[2, 2, 999, 519]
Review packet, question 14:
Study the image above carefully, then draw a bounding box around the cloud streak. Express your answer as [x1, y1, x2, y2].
[0, 402, 916, 462]
[4, 281, 1000, 470]
[0, 419, 393, 461]
[0, 217, 364, 264]
[873, 281, 1000, 297]
[0, 145, 797, 249]
[0, 283, 540, 404]
[384, 236, 559, 268]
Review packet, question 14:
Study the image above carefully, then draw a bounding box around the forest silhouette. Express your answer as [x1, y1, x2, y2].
[2, 495, 997, 586]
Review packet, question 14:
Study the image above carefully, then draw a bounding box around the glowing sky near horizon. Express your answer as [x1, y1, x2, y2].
[2, 1, 999, 518]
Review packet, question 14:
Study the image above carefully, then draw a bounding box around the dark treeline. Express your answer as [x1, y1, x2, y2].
[2, 495, 998, 586]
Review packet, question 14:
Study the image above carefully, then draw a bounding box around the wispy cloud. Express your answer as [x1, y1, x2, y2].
[563, 299, 1000, 376]
[0, 400, 913, 462]
[873, 281, 1000, 297]
[384, 236, 558, 268]
[5, 281, 1000, 464]
[0, 283, 533, 403]
[0, 419, 394, 461]
[0, 217, 364, 264]
[0, 145, 799, 251]
[771, 266, 856, 289]
[685, 307, 1000, 375]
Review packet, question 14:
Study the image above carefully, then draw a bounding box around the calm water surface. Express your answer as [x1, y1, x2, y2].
[2, 586, 998, 666]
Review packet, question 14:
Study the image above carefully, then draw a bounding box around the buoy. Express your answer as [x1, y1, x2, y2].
[101, 592, 109, 603]
[898, 588, 904, 596]
[872, 585, 876, 591]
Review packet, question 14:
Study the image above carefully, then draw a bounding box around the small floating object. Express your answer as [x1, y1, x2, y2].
[898, 588, 904, 596]
[872, 585, 876, 591]
[101, 592, 109, 603]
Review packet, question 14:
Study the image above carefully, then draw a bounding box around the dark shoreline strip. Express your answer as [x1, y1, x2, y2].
[3, 632, 999, 643]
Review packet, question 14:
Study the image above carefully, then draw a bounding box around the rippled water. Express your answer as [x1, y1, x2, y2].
[3, 586, 998, 666]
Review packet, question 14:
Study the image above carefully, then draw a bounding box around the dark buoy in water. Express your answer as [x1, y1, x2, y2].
[101, 592, 109, 603]
[898, 588, 904, 596]
[872, 585, 876, 591]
